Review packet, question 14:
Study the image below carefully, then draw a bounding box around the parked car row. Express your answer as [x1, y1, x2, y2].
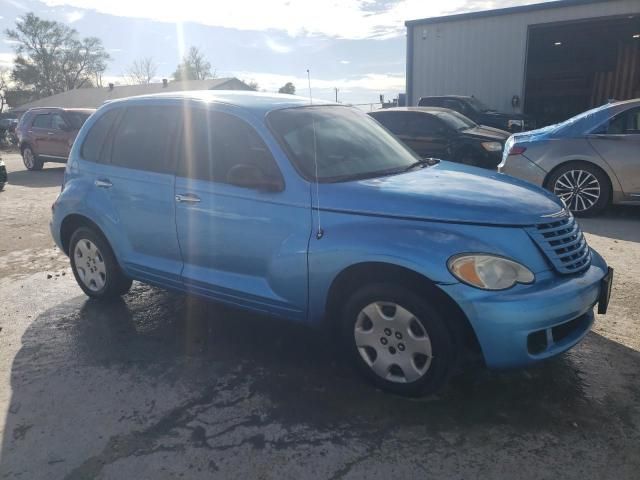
[49, 91, 612, 396]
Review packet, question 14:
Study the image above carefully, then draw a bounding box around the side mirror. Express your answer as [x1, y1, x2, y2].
[226, 164, 284, 192]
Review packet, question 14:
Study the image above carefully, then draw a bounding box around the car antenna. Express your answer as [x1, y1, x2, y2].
[307, 69, 323, 240]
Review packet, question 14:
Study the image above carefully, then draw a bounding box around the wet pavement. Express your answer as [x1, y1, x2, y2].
[1, 153, 640, 479]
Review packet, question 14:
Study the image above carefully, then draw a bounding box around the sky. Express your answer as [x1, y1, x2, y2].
[0, 0, 556, 104]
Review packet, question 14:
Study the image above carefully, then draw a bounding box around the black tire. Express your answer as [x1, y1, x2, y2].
[546, 162, 610, 217]
[22, 146, 43, 171]
[69, 226, 132, 299]
[341, 283, 454, 396]
[0, 183, 4, 191]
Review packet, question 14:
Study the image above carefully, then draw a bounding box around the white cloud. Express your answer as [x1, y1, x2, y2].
[265, 37, 292, 54]
[0, 53, 14, 68]
[65, 11, 85, 23]
[41, 0, 554, 40]
[340, 60, 351, 65]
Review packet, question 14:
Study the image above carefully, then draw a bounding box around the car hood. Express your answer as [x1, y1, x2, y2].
[462, 125, 510, 141]
[319, 161, 564, 226]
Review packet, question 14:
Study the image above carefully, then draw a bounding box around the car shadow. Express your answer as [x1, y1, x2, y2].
[5, 165, 65, 189]
[2, 284, 640, 478]
[579, 205, 640, 242]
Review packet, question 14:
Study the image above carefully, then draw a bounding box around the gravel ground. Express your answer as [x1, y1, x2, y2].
[1, 151, 639, 479]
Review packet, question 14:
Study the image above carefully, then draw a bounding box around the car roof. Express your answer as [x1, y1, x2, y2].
[103, 90, 337, 116]
[26, 107, 96, 114]
[370, 107, 450, 115]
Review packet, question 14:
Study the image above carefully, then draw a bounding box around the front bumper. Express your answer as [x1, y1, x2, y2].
[498, 154, 547, 186]
[440, 250, 609, 369]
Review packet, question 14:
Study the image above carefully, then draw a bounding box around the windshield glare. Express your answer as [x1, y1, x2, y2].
[268, 106, 421, 182]
[434, 110, 476, 131]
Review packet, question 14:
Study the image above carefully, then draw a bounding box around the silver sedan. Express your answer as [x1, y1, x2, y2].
[499, 99, 640, 216]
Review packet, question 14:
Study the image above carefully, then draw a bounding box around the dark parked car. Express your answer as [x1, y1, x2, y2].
[0, 157, 6, 191]
[369, 107, 509, 169]
[418, 96, 535, 133]
[16, 107, 94, 170]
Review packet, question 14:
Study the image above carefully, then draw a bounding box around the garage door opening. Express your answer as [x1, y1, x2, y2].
[524, 15, 640, 127]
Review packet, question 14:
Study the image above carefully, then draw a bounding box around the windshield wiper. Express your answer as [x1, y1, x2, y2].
[403, 158, 439, 172]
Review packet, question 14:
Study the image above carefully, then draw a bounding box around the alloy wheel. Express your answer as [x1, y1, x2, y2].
[74, 239, 107, 292]
[354, 302, 433, 383]
[553, 169, 601, 213]
[23, 149, 34, 169]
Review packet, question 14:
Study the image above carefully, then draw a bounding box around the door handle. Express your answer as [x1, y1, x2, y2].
[94, 179, 112, 188]
[175, 193, 201, 203]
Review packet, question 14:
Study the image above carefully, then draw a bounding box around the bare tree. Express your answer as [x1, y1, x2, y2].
[127, 56, 157, 85]
[0, 68, 9, 113]
[172, 47, 213, 81]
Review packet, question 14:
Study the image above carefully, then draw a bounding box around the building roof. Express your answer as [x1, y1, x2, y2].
[12, 77, 251, 113]
[405, 0, 611, 27]
[101, 90, 335, 116]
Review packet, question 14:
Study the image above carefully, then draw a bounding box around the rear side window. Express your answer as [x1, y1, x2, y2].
[370, 112, 407, 135]
[606, 107, 640, 135]
[32, 114, 51, 128]
[111, 105, 181, 174]
[51, 113, 68, 130]
[406, 113, 448, 136]
[81, 109, 120, 163]
[419, 98, 441, 107]
[177, 109, 281, 185]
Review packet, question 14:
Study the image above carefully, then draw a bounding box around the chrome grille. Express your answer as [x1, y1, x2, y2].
[526, 216, 591, 274]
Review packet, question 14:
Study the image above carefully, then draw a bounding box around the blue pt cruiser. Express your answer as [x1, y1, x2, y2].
[51, 91, 613, 396]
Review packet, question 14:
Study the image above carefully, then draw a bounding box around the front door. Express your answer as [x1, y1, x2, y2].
[49, 112, 72, 158]
[400, 112, 451, 159]
[588, 106, 640, 196]
[174, 107, 310, 320]
[29, 112, 52, 155]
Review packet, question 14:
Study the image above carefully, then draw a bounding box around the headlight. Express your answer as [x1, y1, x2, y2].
[481, 141, 503, 152]
[448, 254, 534, 290]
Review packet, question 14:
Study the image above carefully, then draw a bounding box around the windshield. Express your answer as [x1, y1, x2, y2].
[466, 97, 492, 112]
[434, 110, 477, 131]
[268, 106, 422, 182]
[66, 112, 91, 129]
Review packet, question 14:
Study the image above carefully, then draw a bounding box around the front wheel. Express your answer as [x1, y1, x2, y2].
[341, 283, 454, 396]
[69, 227, 132, 299]
[547, 162, 610, 217]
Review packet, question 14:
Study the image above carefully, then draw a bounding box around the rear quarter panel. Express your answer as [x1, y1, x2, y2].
[527, 138, 623, 199]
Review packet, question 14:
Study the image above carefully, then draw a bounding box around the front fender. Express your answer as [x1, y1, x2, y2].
[307, 211, 551, 323]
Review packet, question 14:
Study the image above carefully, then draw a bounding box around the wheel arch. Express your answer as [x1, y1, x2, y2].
[324, 261, 482, 363]
[60, 214, 108, 256]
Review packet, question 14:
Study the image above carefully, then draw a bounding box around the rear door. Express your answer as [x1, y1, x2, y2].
[96, 104, 184, 286]
[174, 107, 310, 320]
[588, 106, 640, 196]
[29, 112, 52, 155]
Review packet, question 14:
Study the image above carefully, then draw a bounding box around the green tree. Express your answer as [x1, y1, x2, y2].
[172, 47, 214, 81]
[278, 82, 295, 95]
[5, 13, 110, 97]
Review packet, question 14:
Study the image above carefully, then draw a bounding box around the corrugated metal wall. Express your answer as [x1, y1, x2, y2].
[408, 0, 640, 111]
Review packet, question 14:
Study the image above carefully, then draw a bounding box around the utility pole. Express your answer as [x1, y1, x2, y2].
[334, 87, 339, 103]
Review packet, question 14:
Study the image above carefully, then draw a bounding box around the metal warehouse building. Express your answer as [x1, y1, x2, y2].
[406, 0, 640, 125]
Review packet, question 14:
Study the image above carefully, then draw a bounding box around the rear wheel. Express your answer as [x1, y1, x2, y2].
[546, 162, 610, 216]
[341, 283, 454, 396]
[69, 227, 132, 299]
[22, 146, 43, 171]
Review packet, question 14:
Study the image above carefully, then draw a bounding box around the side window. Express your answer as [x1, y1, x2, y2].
[81, 109, 120, 163]
[607, 108, 640, 135]
[32, 114, 51, 129]
[442, 99, 461, 112]
[177, 110, 281, 185]
[111, 105, 181, 173]
[371, 113, 406, 135]
[407, 113, 448, 137]
[51, 113, 68, 131]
